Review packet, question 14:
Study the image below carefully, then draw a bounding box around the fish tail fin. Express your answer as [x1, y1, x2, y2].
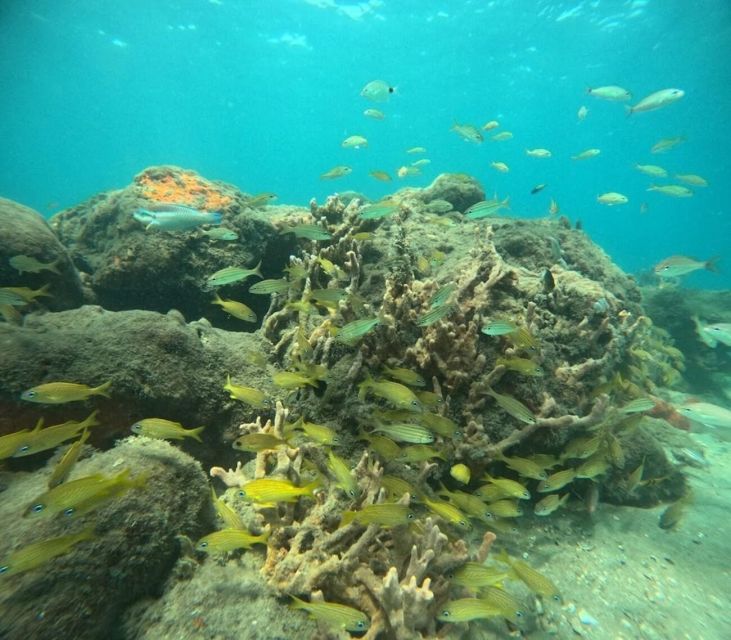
[37, 283, 53, 298]
[189, 426, 205, 442]
[339, 511, 356, 528]
[357, 374, 373, 401]
[705, 256, 720, 273]
[50, 258, 62, 275]
[252, 260, 263, 279]
[211, 212, 223, 225]
[302, 476, 323, 495]
[496, 548, 514, 567]
[92, 381, 112, 399]
[625, 105, 633, 118]
[81, 409, 101, 429]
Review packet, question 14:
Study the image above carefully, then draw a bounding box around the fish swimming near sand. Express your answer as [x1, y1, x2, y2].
[133, 203, 222, 231]
[676, 402, 731, 429]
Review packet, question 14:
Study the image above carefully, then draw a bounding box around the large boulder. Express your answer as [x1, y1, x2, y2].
[0, 306, 273, 472]
[0, 437, 211, 640]
[0, 197, 84, 310]
[48, 166, 296, 325]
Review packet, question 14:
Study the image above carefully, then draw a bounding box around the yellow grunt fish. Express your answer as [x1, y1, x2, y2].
[233, 433, 288, 453]
[223, 375, 267, 409]
[0, 419, 43, 460]
[480, 586, 525, 622]
[131, 418, 204, 442]
[212, 294, 257, 323]
[372, 422, 434, 444]
[534, 493, 569, 516]
[237, 478, 320, 504]
[211, 487, 245, 530]
[483, 475, 530, 500]
[380, 475, 415, 499]
[47, 428, 91, 488]
[437, 598, 503, 623]
[422, 496, 471, 529]
[496, 356, 544, 377]
[498, 550, 560, 598]
[537, 469, 577, 493]
[327, 449, 360, 498]
[20, 381, 111, 404]
[1, 284, 52, 302]
[360, 431, 401, 461]
[295, 419, 340, 445]
[359, 376, 423, 412]
[450, 562, 509, 589]
[340, 503, 415, 529]
[485, 499, 523, 519]
[272, 371, 318, 389]
[382, 365, 426, 388]
[9, 254, 61, 275]
[13, 410, 100, 458]
[494, 453, 547, 481]
[26, 468, 146, 518]
[290, 596, 370, 633]
[0, 527, 94, 578]
[196, 528, 269, 553]
[397, 444, 446, 463]
[486, 389, 536, 425]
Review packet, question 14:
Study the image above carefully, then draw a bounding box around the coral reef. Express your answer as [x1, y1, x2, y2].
[0, 168, 703, 639]
[0, 437, 210, 640]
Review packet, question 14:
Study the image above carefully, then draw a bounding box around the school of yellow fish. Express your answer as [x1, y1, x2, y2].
[0, 78, 711, 635]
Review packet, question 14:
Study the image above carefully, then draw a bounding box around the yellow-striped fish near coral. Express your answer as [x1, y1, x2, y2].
[0, 527, 95, 578]
[237, 478, 320, 504]
[20, 381, 112, 404]
[196, 528, 269, 553]
[131, 418, 204, 442]
[290, 596, 370, 633]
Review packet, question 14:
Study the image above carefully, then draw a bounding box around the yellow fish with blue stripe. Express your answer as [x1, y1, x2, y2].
[20, 381, 111, 404]
[196, 528, 269, 553]
[237, 478, 320, 504]
[0, 527, 95, 578]
[290, 596, 370, 633]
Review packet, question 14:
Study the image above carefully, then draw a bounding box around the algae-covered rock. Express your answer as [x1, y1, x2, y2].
[419, 172, 485, 212]
[0, 197, 84, 310]
[48, 166, 294, 324]
[0, 306, 273, 464]
[120, 556, 319, 640]
[0, 437, 210, 640]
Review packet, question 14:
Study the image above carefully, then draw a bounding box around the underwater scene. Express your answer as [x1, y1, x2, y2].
[1, 1, 730, 639]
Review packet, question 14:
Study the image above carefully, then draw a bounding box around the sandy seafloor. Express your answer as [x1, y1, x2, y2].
[122, 428, 730, 640]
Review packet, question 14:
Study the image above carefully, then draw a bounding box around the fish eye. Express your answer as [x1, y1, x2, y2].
[237, 490, 246, 498]
[516, 610, 524, 619]
[411, 400, 419, 407]
[18, 445, 29, 453]
[199, 541, 208, 549]
[407, 512, 415, 520]
[349, 489, 356, 497]
[31, 504, 44, 513]
[356, 621, 366, 630]
[25, 390, 36, 398]
[441, 610, 450, 617]
[63, 507, 75, 517]
[552, 594, 562, 602]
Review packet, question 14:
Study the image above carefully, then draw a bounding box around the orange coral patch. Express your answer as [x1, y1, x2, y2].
[134, 167, 233, 210]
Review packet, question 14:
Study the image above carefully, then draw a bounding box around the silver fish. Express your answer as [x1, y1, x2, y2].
[133, 204, 222, 231]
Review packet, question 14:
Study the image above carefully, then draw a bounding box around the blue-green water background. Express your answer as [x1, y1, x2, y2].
[1, 0, 729, 287]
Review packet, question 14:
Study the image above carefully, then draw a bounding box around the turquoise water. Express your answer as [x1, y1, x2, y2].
[0, 0, 729, 285]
